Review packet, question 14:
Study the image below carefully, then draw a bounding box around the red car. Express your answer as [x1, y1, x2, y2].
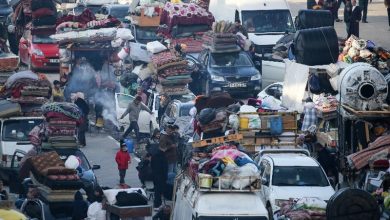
[19, 30, 59, 72]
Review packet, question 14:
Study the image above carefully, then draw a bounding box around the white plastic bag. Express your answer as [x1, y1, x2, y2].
[232, 163, 259, 189]
[229, 114, 239, 130]
[87, 202, 106, 220]
[65, 155, 80, 169]
[116, 28, 134, 41]
[146, 41, 167, 54]
[214, 163, 239, 189]
[248, 117, 261, 129]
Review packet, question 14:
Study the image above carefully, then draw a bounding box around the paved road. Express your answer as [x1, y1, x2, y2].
[81, 133, 142, 188]
[288, 0, 390, 49]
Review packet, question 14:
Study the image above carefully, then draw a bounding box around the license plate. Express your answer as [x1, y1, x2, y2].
[50, 59, 59, 63]
[227, 82, 246, 88]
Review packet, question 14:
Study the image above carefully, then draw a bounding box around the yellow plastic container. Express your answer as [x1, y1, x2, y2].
[240, 117, 249, 129]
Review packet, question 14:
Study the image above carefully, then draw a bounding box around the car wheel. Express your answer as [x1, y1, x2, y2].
[267, 204, 273, 220]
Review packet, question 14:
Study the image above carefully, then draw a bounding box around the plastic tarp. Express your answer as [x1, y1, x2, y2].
[281, 60, 310, 113]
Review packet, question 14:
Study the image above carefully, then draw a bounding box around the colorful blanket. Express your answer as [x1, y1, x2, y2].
[42, 102, 82, 120]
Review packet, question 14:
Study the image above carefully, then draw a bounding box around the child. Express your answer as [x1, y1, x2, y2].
[115, 143, 131, 185]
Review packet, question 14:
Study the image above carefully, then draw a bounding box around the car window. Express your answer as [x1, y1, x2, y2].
[2, 119, 43, 141]
[32, 35, 56, 44]
[259, 160, 267, 176]
[272, 166, 330, 187]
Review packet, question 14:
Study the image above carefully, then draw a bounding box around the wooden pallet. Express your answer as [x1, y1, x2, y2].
[342, 104, 390, 118]
[192, 134, 243, 148]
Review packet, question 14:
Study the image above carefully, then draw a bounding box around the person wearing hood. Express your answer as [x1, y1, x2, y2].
[151, 145, 168, 210]
[72, 191, 88, 220]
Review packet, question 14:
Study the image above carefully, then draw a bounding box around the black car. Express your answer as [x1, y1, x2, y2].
[195, 50, 262, 97]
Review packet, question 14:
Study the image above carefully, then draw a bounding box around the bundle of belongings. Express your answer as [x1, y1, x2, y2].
[339, 35, 390, 73]
[24, 151, 83, 202]
[129, 1, 164, 27]
[314, 95, 338, 119]
[272, 34, 294, 60]
[0, 52, 19, 72]
[28, 102, 82, 148]
[30, 0, 57, 35]
[347, 134, 390, 170]
[103, 188, 148, 207]
[277, 197, 327, 220]
[151, 50, 191, 95]
[202, 21, 241, 53]
[197, 108, 228, 133]
[188, 144, 260, 190]
[0, 70, 51, 116]
[158, 2, 214, 35]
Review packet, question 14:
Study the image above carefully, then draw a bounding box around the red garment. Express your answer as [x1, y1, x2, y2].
[115, 150, 131, 170]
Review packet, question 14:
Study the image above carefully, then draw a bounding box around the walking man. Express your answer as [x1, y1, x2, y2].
[359, 0, 369, 22]
[115, 143, 131, 185]
[120, 96, 153, 141]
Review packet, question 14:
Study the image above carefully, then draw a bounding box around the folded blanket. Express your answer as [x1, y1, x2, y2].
[42, 102, 82, 120]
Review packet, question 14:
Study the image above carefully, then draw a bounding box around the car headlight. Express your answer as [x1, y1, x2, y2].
[210, 74, 225, 82]
[32, 48, 44, 56]
[251, 73, 261, 81]
[32, 49, 43, 56]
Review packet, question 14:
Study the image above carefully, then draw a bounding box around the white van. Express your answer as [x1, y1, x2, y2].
[209, 0, 295, 87]
[0, 117, 43, 181]
[172, 174, 269, 220]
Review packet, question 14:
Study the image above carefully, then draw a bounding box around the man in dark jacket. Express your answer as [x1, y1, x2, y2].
[345, 0, 362, 37]
[151, 147, 168, 210]
[159, 125, 178, 174]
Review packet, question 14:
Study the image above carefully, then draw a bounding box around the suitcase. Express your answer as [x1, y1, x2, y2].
[0, 100, 21, 117]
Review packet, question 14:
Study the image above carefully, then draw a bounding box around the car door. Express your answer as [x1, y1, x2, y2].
[8, 149, 26, 194]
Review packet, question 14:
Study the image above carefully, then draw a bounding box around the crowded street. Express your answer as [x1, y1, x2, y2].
[0, 0, 390, 219]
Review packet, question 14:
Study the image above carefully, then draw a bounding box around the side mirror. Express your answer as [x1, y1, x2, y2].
[92, 165, 101, 170]
[261, 177, 269, 186]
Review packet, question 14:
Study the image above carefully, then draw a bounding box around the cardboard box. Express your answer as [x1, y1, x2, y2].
[282, 115, 297, 129]
[240, 131, 256, 138]
[242, 137, 255, 145]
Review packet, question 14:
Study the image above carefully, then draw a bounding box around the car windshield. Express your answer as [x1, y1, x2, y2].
[110, 7, 129, 18]
[210, 53, 252, 68]
[117, 94, 134, 109]
[272, 166, 329, 187]
[242, 10, 295, 34]
[32, 35, 56, 44]
[136, 27, 160, 41]
[179, 104, 194, 117]
[2, 119, 43, 141]
[172, 24, 209, 38]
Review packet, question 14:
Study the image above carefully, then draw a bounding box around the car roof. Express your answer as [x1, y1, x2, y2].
[265, 154, 319, 167]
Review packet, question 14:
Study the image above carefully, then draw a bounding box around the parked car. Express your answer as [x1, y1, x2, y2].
[197, 50, 262, 97]
[18, 30, 59, 71]
[257, 82, 283, 100]
[255, 151, 335, 219]
[100, 4, 130, 22]
[115, 93, 158, 137]
[129, 24, 162, 63]
[160, 100, 194, 130]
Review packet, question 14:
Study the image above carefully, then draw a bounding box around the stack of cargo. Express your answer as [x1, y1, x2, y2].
[0, 70, 51, 116]
[151, 50, 191, 95]
[27, 151, 83, 202]
[202, 21, 240, 53]
[40, 102, 82, 147]
[30, 0, 57, 35]
[130, 1, 163, 27]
